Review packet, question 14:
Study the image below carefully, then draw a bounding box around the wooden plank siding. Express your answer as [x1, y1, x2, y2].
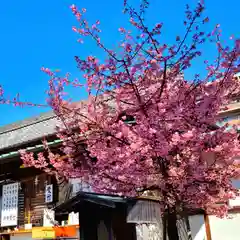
[18, 173, 59, 227]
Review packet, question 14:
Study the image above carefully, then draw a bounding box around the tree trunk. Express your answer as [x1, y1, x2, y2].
[166, 208, 179, 240]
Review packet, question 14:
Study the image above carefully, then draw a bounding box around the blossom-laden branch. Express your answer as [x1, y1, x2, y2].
[0, 85, 47, 107]
[21, 0, 240, 218]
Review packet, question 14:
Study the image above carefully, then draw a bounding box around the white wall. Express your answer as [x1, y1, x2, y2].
[189, 215, 206, 240]
[209, 213, 240, 240]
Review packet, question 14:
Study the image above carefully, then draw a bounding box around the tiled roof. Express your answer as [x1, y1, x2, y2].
[0, 111, 59, 151]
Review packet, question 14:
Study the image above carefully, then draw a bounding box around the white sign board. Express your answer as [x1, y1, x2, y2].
[45, 184, 53, 203]
[68, 212, 79, 225]
[43, 208, 55, 227]
[1, 183, 19, 227]
[24, 223, 32, 229]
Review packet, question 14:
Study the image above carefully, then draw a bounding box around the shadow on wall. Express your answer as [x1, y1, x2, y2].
[189, 215, 206, 240]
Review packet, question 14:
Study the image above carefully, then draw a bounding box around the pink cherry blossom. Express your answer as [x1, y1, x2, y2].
[20, 1, 240, 239]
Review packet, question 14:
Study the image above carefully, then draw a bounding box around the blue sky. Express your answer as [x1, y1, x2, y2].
[0, 0, 238, 126]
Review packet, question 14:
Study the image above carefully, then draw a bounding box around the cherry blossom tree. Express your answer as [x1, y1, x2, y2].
[21, 1, 240, 239]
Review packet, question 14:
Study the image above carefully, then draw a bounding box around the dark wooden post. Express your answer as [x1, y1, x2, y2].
[78, 206, 98, 240]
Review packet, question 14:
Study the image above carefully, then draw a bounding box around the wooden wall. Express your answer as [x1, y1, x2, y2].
[19, 173, 58, 228]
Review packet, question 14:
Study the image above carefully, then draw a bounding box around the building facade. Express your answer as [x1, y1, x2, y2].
[0, 112, 81, 239]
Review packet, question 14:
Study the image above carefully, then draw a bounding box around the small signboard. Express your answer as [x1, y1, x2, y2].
[32, 227, 55, 239]
[45, 184, 53, 203]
